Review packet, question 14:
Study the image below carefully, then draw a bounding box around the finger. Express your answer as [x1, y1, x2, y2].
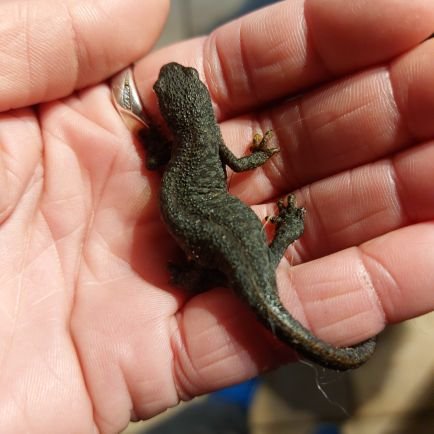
[249, 135, 434, 267]
[0, 0, 168, 111]
[136, 0, 434, 116]
[221, 38, 434, 199]
[289, 223, 434, 333]
[291, 138, 434, 261]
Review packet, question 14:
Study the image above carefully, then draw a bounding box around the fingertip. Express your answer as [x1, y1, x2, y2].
[390, 38, 434, 140]
[305, 0, 434, 73]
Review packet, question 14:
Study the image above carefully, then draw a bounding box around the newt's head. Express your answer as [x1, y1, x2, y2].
[154, 62, 217, 135]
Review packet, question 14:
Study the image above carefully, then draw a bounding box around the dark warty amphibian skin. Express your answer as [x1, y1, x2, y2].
[141, 62, 376, 370]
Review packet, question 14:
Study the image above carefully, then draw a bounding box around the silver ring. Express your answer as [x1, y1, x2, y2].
[111, 67, 149, 133]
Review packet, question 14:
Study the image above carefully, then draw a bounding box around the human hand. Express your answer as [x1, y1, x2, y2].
[1, 0, 433, 432]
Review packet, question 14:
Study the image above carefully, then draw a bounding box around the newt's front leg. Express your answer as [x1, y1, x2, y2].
[139, 124, 172, 170]
[219, 130, 279, 172]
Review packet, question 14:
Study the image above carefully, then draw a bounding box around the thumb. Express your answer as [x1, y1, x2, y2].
[0, 0, 169, 111]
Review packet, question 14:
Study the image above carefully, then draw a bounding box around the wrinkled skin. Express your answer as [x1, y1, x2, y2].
[0, 0, 433, 432]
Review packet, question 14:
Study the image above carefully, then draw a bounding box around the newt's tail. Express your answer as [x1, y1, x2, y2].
[243, 288, 376, 371]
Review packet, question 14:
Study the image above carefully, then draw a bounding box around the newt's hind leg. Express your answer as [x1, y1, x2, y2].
[268, 195, 305, 269]
[168, 260, 228, 293]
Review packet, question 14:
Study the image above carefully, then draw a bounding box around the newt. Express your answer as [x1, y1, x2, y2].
[142, 62, 376, 370]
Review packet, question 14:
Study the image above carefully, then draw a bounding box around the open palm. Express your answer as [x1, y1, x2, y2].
[1, 0, 433, 432]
